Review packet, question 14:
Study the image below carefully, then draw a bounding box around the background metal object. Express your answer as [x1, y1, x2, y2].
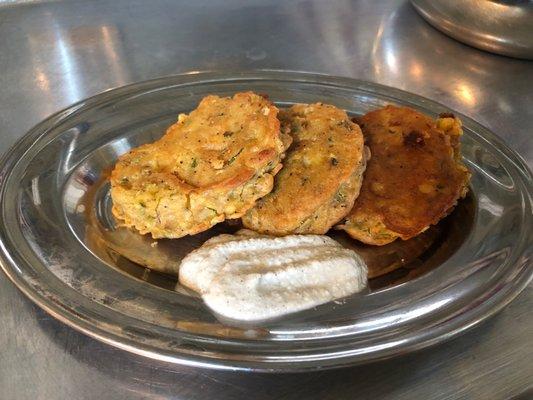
[0, 0, 531, 399]
[411, 0, 533, 59]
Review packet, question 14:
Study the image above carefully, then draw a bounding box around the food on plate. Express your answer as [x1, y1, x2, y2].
[337, 106, 470, 245]
[106, 91, 473, 320]
[242, 103, 367, 235]
[110, 92, 290, 239]
[178, 229, 368, 321]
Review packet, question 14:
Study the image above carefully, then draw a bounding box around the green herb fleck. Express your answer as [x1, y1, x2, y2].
[223, 131, 233, 137]
[290, 122, 300, 133]
[331, 157, 338, 166]
[191, 158, 198, 168]
[338, 120, 351, 129]
[335, 191, 346, 202]
[206, 207, 217, 213]
[227, 148, 244, 165]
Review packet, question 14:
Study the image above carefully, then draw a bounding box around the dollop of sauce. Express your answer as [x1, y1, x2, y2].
[178, 229, 367, 321]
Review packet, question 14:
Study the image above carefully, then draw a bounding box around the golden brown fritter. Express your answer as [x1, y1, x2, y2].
[110, 92, 289, 239]
[242, 103, 366, 235]
[337, 105, 470, 245]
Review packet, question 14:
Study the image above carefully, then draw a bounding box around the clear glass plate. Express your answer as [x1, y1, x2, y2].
[0, 71, 531, 372]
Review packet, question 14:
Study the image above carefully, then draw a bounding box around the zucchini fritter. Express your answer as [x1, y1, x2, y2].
[110, 92, 288, 238]
[242, 103, 366, 235]
[337, 105, 470, 245]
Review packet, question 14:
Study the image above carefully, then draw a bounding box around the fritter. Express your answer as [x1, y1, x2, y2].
[242, 103, 367, 235]
[110, 92, 289, 239]
[337, 105, 470, 245]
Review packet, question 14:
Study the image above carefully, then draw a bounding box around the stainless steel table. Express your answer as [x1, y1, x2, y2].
[0, 1, 531, 399]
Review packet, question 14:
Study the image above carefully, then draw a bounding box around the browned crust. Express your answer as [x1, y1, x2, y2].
[242, 103, 366, 235]
[110, 92, 287, 238]
[338, 105, 470, 245]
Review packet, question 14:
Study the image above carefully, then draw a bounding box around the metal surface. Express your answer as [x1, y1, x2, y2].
[0, 0, 531, 398]
[1, 71, 530, 372]
[411, 0, 533, 60]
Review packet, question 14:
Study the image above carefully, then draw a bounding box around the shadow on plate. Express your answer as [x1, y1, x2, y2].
[82, 169, 476, 293]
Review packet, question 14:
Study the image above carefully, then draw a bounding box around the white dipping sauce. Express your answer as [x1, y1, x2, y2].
[178, 230, 368, 321]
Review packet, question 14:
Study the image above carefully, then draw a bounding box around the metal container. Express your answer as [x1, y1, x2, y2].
[411, 0, 533, 59]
